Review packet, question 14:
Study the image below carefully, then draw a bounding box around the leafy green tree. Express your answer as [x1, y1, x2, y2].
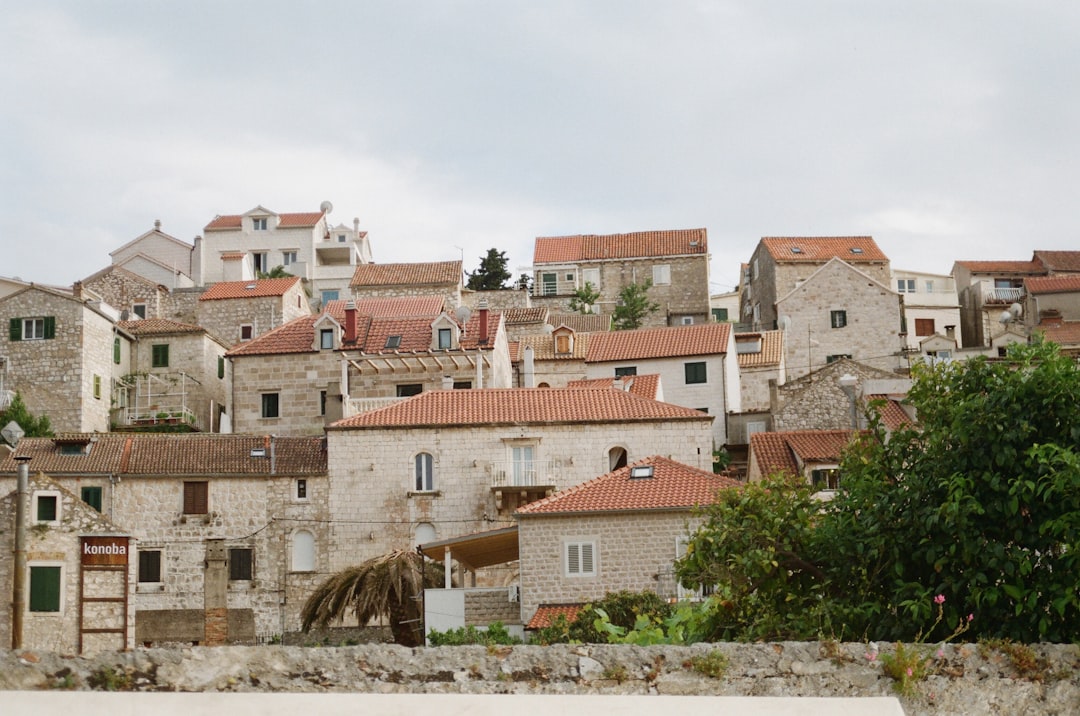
[0, 392, 53, 438]
[257, 265, 293, 279]
[466, 248, 511, 290]
[568, 282, 601, 314]
[612, 280, 660, 330]
[300, 549, 444, 646]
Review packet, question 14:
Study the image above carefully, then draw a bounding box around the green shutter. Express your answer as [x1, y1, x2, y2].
[113, 337, 121, 364]
[217, 356, 225, 379]
[43, 316, 55, 339]
[36, 495, 57, 521]
[81, 486, 103, 512]
[29, 566, 61, 612]
[9, 318, 21, 341]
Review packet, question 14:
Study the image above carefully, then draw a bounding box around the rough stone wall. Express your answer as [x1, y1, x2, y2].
[772, 359, 897, 432]
[4, 642, 1077, 715]
[462, 289, 530, 311]
[197, 286, 309, 348]
[128, 332, 229, 432]
[83, 270, 168, 320]
[739, 365, 777, 413]
[166, 288, 202, 325]
[81, 304, 119, 432]
[325, 419, 713, 578]
[517, 357, 587, 388]
[518, 511, 702, 623]
[351, 284, 463, 310]
[230, 352, 340, 435]
[463, 589, 520, 626]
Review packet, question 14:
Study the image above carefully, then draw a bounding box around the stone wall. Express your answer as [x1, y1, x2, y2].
[197, 284, 310, 348]
[463, 589, 520, 626]
[229, 352, 340, 435]
[2, 642, 1078, 715]
[772, 359, 898, 432]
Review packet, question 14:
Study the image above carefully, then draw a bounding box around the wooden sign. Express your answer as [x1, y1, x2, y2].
[81, 536, 130, 566]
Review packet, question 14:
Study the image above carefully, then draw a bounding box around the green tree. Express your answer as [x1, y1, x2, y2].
[466, 248, 511, 290]
[0, 392, 53, 438]
[300, 549, 444, 646]
[514, 273, 533, 292]
[257, 265, 293, 279]
[568, 282, 601, 314]
[612, 280, 660, 330]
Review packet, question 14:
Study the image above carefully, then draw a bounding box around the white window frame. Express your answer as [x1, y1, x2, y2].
[925, 280, 935, 293]
[282, 250, 298, 266]
[437, 327, 452, 350]
[510, 445, 535, 486]
[131, 303, 147, 320]
[136, 548, 164, 589]
[582, 268, 600, 291]
[652, 264, 671, 286]
[252, 252, 268, 273]
[22, 318, 46, 340]
[294, 478, 309, 502]
[32, 490, 62, 526]
[414, 452, 435, 492]
[240, 324, 254, 342]
[252, 218, 268, 231]
[897, 279, 916, 293]
[681, 316, 694, 325]
[564, 539, 597, 577]
[320, 328, 334, 350]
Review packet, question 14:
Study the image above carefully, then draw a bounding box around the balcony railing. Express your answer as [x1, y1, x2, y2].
[345, 396, 404, 418]
[984, 287, 1024, 304]
[489, 460, 562, 488]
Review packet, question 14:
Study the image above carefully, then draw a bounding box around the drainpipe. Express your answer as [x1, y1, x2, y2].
[11, 456, 30, 649]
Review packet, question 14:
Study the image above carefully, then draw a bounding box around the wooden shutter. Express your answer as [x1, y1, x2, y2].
[229, 548, 253, 580]
[580, 543, 594, 574]
[43, 316, 56, 339]
[9, 318, 21, 341]
[113, 337, 121, 364]
[29, 566, 61, 612]
[567, 544, 580, 574]
[183, 482, 208, 514]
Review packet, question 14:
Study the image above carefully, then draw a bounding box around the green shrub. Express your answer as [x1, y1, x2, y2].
[426, 621, 521, 646]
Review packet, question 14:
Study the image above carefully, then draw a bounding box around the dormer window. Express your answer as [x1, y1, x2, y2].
[437, 328, 452, 350]
[253, 218, 268, 231]
[385, 335, 401, 350]
[320, 328, 334, 350]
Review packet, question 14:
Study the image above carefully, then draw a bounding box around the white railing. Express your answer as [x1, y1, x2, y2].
[984, 287, 1024, 304]
[489, 460, 562, 488]
[345, 396, 404, 418]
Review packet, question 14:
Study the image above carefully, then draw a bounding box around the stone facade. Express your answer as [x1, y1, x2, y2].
[230, 352, 343, 436]
[197, 282, 311, 347]
[771, 358, 904, 432]
[82, 267, 174, 321]
[350, 283, 463, 310]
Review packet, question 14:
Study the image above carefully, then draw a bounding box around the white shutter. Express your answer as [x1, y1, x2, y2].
[567, 544, 580, 574]
[580, 543, 594, 575]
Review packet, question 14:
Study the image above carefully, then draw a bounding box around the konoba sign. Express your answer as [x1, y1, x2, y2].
[80, 536, 130, 566]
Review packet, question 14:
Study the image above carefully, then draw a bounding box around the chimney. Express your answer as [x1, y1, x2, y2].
[154, 219, 162, 231]
[478, 298, 489, 345]
[344, 300, 358, 343]
[945, 325, 956, 340]
[442, 375, 453, 390]
[72, 281, 83, 300]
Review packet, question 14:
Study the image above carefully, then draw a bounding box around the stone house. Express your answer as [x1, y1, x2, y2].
[106, 220, 197, 289]
[195, 204, 372, 308]
[566, 374, 662, 402]
[0, 471, 134, 654]
[115, 318, 231, 433]
[196, 277, 312, 347]
[727, 330, 785, 445]
[746, 429, 857, 497]
[892, 268, 962, 350]
[515, 455, 741, 629]
[771, 358, 911, 433]
[81, 265, 175, 322]
[501, 307, 550, 344]
[0, 283, 133, 433]
[349, 260, 463, 309]
[776, 258, 904, 379]
[516, 327, 591, 388]
[584, 322, 740, 449]
[531, 229, 711, 327]
[741, 236, 891, 333]
[0, 433, 329, 642]
[325, 388, 714, 583]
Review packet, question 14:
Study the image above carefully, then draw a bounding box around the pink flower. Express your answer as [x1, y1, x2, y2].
[968, 613, 974, 622]
[936, 648, 945, 659]
[933, 594, 946, 605]
[865, 652, 877, 662]
[905, 667, 913, 677]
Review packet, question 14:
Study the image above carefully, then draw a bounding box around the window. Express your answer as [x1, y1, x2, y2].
[811, 468, 841, 490]
[29, 566, 61, 612]
[320, 328, 334, 349]
[218, 356, 225, 379]
[151, 344, 169, 368]
[541, 273, 557, 296]
[261, 393, 280, 418]
[582, 268, 600, 290]
[850, 247, 863, 254]
[81, 486, 102, 512]
[565, 273, 574, 281]
[511, 445, 535, 486]
[415, 452, 434, 491]
[826, 354, 852, 363]
[437, 327, 452, 349]
[183, 481, 208, 515]
[113, 337, 121, 364]
[60, 443, 86, 456]
[897, 279, 916, 293]
[790, 247, 803, 254]
[321, 290, 339, 303]
[712, 308, 728, 322]
[240, 324, 253, 342]
[565, 540, 596, 577]
[385, 335, 401, 349]
[283, 250, 298, 266]
[292, 530, 315, 572]
[253, 252, 268, 273]
[35, 493, 58, 523]
[138, 550, 162, 583]
[252, 218, 267, 231]
[614, 366, 637, 377]
[453, 380, 472, 389]
[915, 318, 935, 337]
[555, 334, 570, 354]
[10, 316, 55, 341]
[681, 316, 694, 325]
[396, 383, 422, 397]
[337, 234, 347, 243]
[295, 479, 308, 500]
[652, 264, 671, 285]
[830, 310, 847, 329]
[319, 390, 327, 416]
[925, 280, 935, 293]
[92, 374, 101, 400]
[229, 548, 253, 581]
[684, 361, 707, 384]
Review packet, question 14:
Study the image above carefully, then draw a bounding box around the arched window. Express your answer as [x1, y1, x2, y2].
[292, 530, 315, 572]
[609, 447, 628, 471]
[415, 452, 434, 491]
[414, 522, 436, 546]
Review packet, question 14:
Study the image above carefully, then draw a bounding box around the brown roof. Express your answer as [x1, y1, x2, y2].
[503, 307, 549, 324]
[526, 604, 584, 630]
[1037, 321, 1080, 347]
[117, 318, 204, 336]
[204, 212, 323, 231]
[760, 237, 888, 263]
[534, 229, 708, 264]
[353, 296, 446, 317]
[566, 374, 661, 399]
[1034, 251, 1080, 273]
[0, 434, 327, 476]
[516, 456, 740, 516]
[750, 430, 858, 478]
[199, 277, 302, 301]
[735, 330, 784, 368]
[517, 332, 591, 360]
[586, 323, 730, 363]
[1025, 275, 1080, 295]
[226, 314, 334, 357]
[330, 388, 710, 429]
[953, 260, 1043, 274]
[868, 396, 915, 431]
[547, 313, 611, 332]
[350, 261, 462, 288]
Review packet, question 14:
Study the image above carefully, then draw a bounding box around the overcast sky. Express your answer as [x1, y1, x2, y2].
[3, 2, 1078, 292]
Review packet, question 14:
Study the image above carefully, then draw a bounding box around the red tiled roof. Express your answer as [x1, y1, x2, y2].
[534, 229, 708, 264]
[547, 313, 611, 332]
[953, 260, 1043, 274]
[736, 330, 784, 368]
[868, 395, 914, 431]
[350, 261, 462, 288]
[199, 277, 302, 301]
[526, 604, 584, 630]
[516, 456, 740, 516]
[566, 374, 660, 399]
[1025, 275, 1080, 295]
[508, 340, 521, 363]
[0, 434, 327, 475]
[586, 323, 730, 363]
[1034, 251, 1080, 273]
[226, 314, 334, 357]
[204, 212, 323, 231]
[221, 251, 245, 260]
[504, 307, 549, 324]
[517, 332, 591, 360]
[750, 430, 858, 478]
[331, 388, 711, 429]
[117, 318, 204, 336]
[354, 296, 446, 317]
[1037, 321, 1080, 347]
[760, 237, 888, 263]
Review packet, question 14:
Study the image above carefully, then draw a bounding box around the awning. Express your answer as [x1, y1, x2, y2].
[418, 525, 518, 572]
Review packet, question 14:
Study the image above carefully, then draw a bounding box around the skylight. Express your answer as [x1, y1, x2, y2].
[850, 248, 864, 254]
[385, 335, 402, 349]
[629, 465, 654, 479]
[790, 247, 803, 254]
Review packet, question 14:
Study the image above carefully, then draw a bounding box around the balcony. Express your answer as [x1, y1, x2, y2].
[489, 460, 561, 510]
[983, 287, 1025, 305]
[344, 396, 404, 418]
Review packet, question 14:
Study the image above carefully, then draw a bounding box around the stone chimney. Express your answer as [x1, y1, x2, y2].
[344, 300, 358, 343]
[478, 298, 489, 345]
[71, 281, 83, 300]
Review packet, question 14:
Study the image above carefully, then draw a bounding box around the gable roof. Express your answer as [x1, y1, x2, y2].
[339, 296, 446, 317]
[868, 395, 915, 431]
[330, 388, 710, 430]
[735, 330, 784, 368]
[1033, 251, 1080, 273]
[953, 259, 1043, 274]
[117, 318, 204, 336]
[566, 374, 660, 399]
[585, 322, 730, 363]
[1036, 321, 1080, 347]
[534, 229, 708, 264]
[759, 237, 888, 263]
[350, 261, 462, 288]
[199, 277, 303, 301]
[517, 331, 591, 360]
[503, 307, 549, 325]
[516, 455, 740, 516]
[775, 256, 894, 305]
[81, 263, 167, 290]
[108, 224, 193, 257]
[0, 434, 327, 476]
[526, 604, 585, 630]
[547, 313, 611, 332]
[204, 211, 324, 231]
[1025, 274, 1080, 295]
[750, 430, 857, 477]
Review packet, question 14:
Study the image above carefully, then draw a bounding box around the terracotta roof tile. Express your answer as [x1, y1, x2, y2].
[586, 323, 730, 363]
[868, 396, 914, 431]
[350, 261, 462, 288]
[534, 229, 707, 264]
[204, 211, 323, 231]
[117, 318, 204, 336]
[226, 314, 330, 356]
[199, 277, 302, 301]
[1025, 275, 1080, 295]
[331, 388, 711, 429]
[750, 430, 858, 478]
[1034, 251, 1080, 273]
[518, 332, 591, 360]
[220, 251, 245, 260]
[1037, 321, 1080, 346]
[516, 456, 740, 516]
[566, 374, 660, 399]
[508, 340, 521, 363]
[953, 260, 1043, 274]
[503, 307, 549, 324]
[760, 237, 888, 263]
[547, 313, 611, 332]
[354, 296, 446, 317]
[0, 434, 327, 475]
[526, 604, 584, 630]
[735, 330, 784, 368]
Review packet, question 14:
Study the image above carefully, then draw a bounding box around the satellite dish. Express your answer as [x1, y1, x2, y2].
[319, 200, 333, 214]
[778, 315, 792, 331]
[2, 420, 24, 447]
[454, 306, 472, 324]
[1008, 302, 1023, 319]
[999, 310, 1013, 325]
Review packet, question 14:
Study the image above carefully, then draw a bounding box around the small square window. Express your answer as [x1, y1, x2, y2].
[138, 550, 162, 583]
[151, 344, 169, 368]
[385, 335, 401, 349]
[337, 234, 347, 243]
[81, 486, 103, 512]
[915, 318, 935, 337]
[320, 328, 334, 349]
[321, 290, 339, 303]
[132, 304, 147, 320]
[261, 393, 280, 418]
[240, 325, 253, 342]
[681, 316, 693, 325]
[712, 308, 728, 322]
[684, 361, 707, 384]
[183, 481, 208, 515]
[830, 310, 847, 329]
[253, 218, 267, 231]
[565, 273, 574, 282]
[36, 494, 58, 522]
[229, 548, 253, 581]
[296, 479, 308, 500]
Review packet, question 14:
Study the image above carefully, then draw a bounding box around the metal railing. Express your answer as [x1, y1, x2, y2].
[984, 287, 1024, 304]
